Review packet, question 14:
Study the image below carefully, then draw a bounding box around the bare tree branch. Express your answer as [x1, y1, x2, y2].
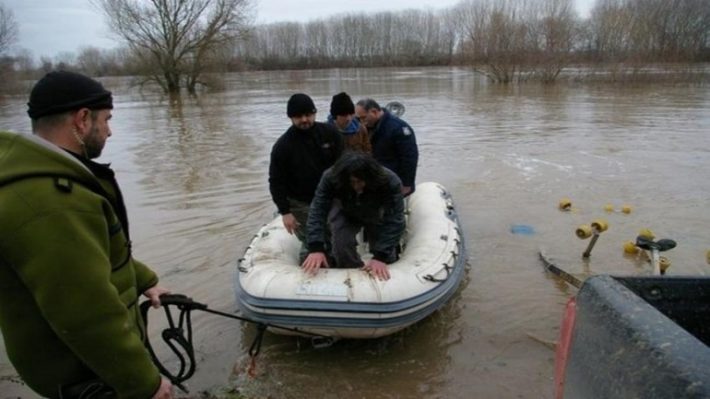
[0, 4, 18, 55]
[94, 0, 252, 94]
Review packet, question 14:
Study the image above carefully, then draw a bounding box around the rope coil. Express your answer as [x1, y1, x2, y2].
[140, 294, 329, 392]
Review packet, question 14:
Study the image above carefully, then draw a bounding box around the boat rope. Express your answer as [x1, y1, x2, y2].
[424, 241, 460, 283]
[139, 294, 331, 392]
[423, 262, 452, 282]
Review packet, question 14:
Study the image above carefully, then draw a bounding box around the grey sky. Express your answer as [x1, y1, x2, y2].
[4, 0, 594, 59]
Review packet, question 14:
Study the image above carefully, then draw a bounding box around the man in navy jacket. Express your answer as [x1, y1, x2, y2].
[355, 98, 418, 196]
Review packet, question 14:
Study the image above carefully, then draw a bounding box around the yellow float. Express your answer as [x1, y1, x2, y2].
[576, 224, 592, 239]
[638, 228, 655, 240]
[591, 219, 609, 233]
[559, 198, 572, 211]
[659, 256, 671, 274]
[623, 241, 639, 254]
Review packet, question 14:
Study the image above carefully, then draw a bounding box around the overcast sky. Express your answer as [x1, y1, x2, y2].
[4, 0, 594, 59]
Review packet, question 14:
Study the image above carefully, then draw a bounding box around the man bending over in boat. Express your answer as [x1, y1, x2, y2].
[302, 152, 405, 280]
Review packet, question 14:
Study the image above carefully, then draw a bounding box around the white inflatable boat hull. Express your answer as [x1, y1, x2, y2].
[235, 182, 465, 339]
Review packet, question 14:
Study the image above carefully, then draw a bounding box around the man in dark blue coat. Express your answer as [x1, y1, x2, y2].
[355, 98, 418, 196]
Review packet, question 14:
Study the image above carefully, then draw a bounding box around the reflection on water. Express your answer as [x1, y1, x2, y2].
[1, 67, 709, 398]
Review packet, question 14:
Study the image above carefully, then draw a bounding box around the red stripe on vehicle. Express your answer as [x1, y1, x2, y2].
[554, 297, 577, 399]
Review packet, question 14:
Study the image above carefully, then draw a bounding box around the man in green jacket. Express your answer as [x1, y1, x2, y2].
[0, 71, 173, 398]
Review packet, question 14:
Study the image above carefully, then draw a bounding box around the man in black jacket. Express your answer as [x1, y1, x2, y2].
[268, 93, 344, 256]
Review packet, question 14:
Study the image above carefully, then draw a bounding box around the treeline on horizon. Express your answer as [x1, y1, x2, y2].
[3, 0, 710, 86]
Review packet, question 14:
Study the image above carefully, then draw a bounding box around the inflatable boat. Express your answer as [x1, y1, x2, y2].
[235, 182, 466, 339]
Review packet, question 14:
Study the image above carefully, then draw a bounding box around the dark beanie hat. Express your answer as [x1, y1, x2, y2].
[287, 93, 316, 117]
[27, 70, 113, 119]
[330, 92, 355, 116]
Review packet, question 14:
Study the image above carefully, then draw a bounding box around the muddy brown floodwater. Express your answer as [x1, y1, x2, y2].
[1, 67, 709, 398]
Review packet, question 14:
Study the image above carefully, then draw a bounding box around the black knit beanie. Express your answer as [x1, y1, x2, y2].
[27, 70, 113, 120]
[330, 92, 355, 116]
[287, 93, 316, 117]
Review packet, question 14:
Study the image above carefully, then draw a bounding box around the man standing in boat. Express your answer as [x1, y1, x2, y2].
[0, 71, 173, 398]
[269, 93, 344, 258]
[327, 92, 371, 153]
[302, 152, 405, 281]
[355, 98, 418, 196]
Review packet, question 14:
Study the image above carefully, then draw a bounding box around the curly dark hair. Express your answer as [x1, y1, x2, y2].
[330, 152, 389, 197]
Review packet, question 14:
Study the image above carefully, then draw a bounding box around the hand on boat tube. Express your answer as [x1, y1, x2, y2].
[363, 259, 390, 281]
[302, 252, 330, 275]
[282, 213, 300, 235]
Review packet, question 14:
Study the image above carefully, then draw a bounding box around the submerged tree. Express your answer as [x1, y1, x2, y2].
[530, 0, 578, 82]
[586, 0, 710, 63]
[453, 0, 579, 83]
[0, 4, 18, 55]
[94, 0, 252, 94]
[0, 4, 18, 92]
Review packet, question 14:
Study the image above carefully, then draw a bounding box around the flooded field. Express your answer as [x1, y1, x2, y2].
[1, 67, 709, 398]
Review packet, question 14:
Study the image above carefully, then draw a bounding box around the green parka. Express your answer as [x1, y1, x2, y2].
[0, 131, 161, 398]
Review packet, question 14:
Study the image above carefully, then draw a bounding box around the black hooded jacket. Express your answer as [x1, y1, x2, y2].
[306, 166, 405, 262]
[269, 122, 344, 214]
